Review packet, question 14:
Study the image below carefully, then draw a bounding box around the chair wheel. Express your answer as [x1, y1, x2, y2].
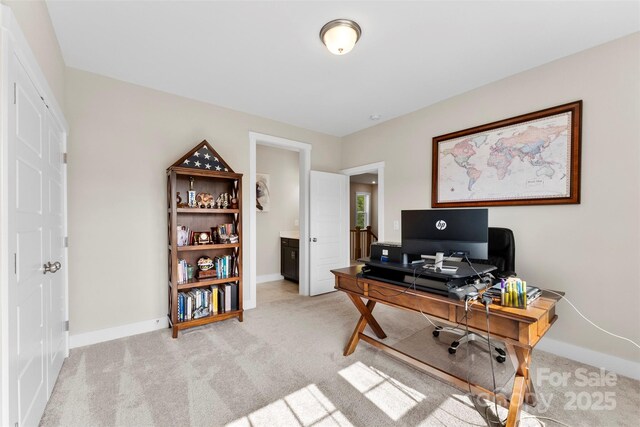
[448, 347, 457, 354]
[495, 348, 506, 356]
[432, 330, 440, 337]
[450, 341, 460, 349]
[496, 355, 506, 363]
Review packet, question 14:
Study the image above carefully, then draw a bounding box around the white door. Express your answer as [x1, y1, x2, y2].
[44, 107, 66, 397]
[6, 54, 66, 427]
[309, 171, 348, 296]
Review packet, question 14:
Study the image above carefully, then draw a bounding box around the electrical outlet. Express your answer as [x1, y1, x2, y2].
[393, 220, 399, 230]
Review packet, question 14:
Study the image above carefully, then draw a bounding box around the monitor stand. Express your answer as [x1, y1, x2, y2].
[421, 254, 463, 263]
[422, 264, 459, 274]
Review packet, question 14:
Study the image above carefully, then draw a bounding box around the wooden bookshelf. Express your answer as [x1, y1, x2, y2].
[170, 276, 242, 290]
[171, 208, 241, 214]
[176, 243, 240, 252]
[169, 310, 243, 331]
[167, 140, 243, 338]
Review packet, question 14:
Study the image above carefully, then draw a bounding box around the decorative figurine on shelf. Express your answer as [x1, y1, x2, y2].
[177, 225, 189, 247]
[176, 192, 188, 208]
[197, 256, 216, 279]
[216, 192, 230, 209]
[197, 256, 214, 270]
[196, 192, 215, 208]
[230, 197, 238, 209]
[188, 177, 196, 208]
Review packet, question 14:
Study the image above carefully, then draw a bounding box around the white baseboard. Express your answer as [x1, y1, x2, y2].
[256, 273, 284, 284]
[537, 336, 640, 380]
[69, 317, 169, 349]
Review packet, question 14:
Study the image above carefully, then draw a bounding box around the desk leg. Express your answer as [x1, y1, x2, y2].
[347, 294, 387, 339]
[344, 299, 387, 356]
[505, 344, 537, 427]
[506, 377, 526, 427]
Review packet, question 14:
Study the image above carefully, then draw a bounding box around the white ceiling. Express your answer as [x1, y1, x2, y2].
[47, 1, 640, 137]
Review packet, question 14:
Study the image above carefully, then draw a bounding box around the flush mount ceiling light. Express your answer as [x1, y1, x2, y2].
[320, 19, 362, 55]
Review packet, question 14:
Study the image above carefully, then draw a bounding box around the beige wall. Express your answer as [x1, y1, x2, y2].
[341, 33, 640, 362]
[2, 0, 65, 109]
[66, 68, 340, 335]
[256, 145, 299, 278]
[349, 182, 378, 237]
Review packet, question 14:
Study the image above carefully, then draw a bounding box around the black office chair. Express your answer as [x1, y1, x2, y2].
[486, 227, 516, 278]
[435, 227, 516, 362]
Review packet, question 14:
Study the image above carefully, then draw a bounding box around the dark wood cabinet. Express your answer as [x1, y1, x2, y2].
[281, 238, 299, 282]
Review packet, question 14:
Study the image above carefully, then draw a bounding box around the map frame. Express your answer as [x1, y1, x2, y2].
[432, 101, 582, 208]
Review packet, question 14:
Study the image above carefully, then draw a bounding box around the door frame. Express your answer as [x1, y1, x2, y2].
[248, 132, 312, 307]
[341, 161, 385, 243]
[0, 6, 69, 426]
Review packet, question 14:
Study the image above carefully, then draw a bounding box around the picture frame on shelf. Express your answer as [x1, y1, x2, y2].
[194, 231, 211, 245]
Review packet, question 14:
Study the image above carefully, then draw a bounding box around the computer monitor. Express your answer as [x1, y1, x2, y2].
[401, 209, 488, 260]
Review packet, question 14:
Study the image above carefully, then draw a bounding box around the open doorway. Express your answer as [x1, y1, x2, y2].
[341, 162, 385, 264]
[249, 132, 312, 310]
[255, 145, 300, 293]
[349, 173, 379, 263]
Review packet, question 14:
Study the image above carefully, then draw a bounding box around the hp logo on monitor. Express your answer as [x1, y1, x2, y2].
[435, 220, 447, 230]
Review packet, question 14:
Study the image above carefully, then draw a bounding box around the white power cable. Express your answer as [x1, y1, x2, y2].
[545, 289, 640, 349]
[519, 415, 572, 427]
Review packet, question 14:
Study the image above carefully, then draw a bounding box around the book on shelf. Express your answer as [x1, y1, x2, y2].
[211, 285, 219, 314]
[218, 287, 225, 314]
[214, 223, 237, 244]
[178, 287, 217, 322]
[224, 284, 232, 312]
[229, 282, 239, 311]
[214, 255, 233, 279]
[177, 258, 189, 284]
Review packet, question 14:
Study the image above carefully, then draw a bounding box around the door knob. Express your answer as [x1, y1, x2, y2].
[43, 261, 61, 274]
[312, 238, 317, 242]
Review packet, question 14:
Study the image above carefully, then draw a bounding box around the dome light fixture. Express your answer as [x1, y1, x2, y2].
[320, 19, 362, 55]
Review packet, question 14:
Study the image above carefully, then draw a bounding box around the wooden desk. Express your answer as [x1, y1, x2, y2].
[332, 265, 563, 427]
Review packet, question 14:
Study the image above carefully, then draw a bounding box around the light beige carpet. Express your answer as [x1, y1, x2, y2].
[41, 280, 640, 426]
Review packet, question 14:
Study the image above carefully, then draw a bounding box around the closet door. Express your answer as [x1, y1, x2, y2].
[7, 53, 66, 427]
[44, 107, 66, 397]
[8, 53, 48, 427]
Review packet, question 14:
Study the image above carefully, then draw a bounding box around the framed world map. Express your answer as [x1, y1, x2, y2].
[432, 101, 582, 208]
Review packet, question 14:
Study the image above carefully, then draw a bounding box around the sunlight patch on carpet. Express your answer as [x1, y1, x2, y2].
[226, 384, 353, 427]
[338, 361, 425, 421]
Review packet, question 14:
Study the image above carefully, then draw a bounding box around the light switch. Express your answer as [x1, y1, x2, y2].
[393, 220, 399, 230]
